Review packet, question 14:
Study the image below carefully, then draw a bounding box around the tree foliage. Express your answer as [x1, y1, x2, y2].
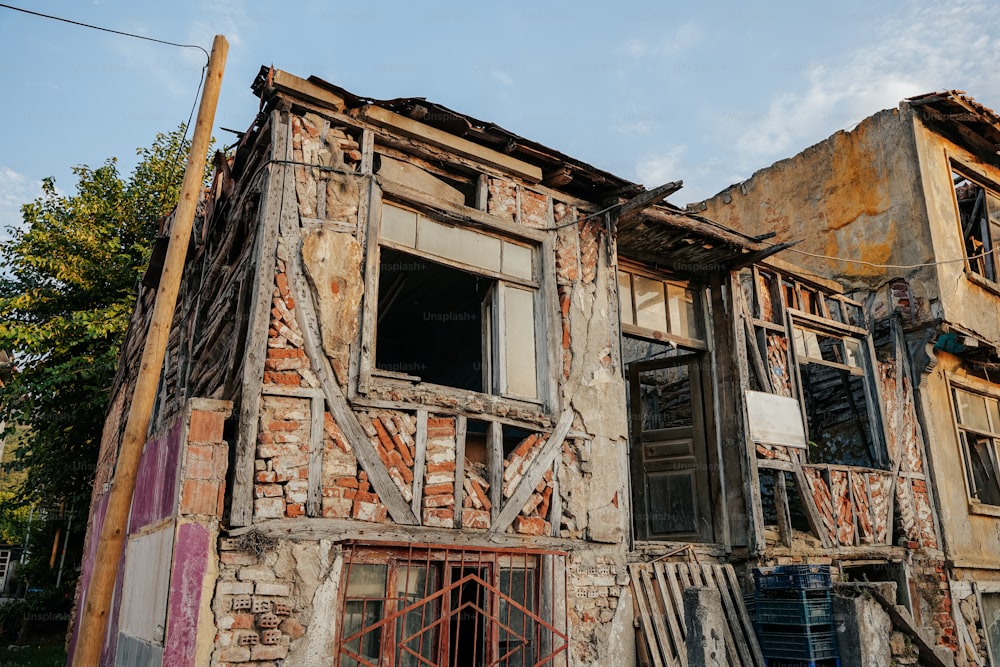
[0, 126, 198, 515]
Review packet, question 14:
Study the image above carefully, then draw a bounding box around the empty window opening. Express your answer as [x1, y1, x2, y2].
[953, 169, 1000, 283]
[793, 325, 882, 468]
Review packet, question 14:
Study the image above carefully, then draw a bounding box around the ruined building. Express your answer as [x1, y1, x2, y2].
[699, 90, 1000, 666]
[71, 68, 990, 666]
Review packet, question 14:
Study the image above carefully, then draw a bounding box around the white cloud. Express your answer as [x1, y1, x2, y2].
[734, 0, 1000, 173]
[620, 20, 702, 60]
[0, 167, 42, 244]
[490, 69, 515, 88]
[636, 146, 687, 186]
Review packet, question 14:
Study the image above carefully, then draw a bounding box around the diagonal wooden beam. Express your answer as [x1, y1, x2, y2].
[616, 181, 683, 224]
[278, 164, 418, 525]
[491, 409, 573, 533]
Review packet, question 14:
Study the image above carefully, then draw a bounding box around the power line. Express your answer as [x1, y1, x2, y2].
[0, 2, 210, 62]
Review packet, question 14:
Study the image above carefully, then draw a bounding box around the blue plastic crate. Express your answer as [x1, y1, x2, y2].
[755, 594, 833, 626]
[766, 659, 841, 667]
[754, 565, 832, 592]
[758, 629, 838, 661]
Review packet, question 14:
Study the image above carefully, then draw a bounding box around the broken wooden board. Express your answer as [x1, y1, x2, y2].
[630, 561, 765, 667]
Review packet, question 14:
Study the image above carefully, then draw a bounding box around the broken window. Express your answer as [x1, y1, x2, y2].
[618, 267, 704, 343]
[369, 202, 540, 401]
[951, 384, 1000, 506]
[791, 323, 884, 468]
[981, 592, 1000, 665]
[337, 545, 566, 667]
[952, 168, 1000, 285]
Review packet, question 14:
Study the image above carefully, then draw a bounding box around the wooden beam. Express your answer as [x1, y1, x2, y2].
[270, 68, 346, 114]
[72, 35, 229, 667]
[453, 416, 467, 529]
[491, 409, 573, 533]
[230, 112, 290, 527]
[355, 103, 543, 183]
[411, 410, 428, 518]
[307, 395, 324, 517]
[616, 181, 683, 224]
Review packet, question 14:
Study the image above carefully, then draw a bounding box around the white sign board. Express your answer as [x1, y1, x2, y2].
[745, 390, 807, 448]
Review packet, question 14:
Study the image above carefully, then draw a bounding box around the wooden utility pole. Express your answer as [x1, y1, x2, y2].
[71, 34, 228, 667]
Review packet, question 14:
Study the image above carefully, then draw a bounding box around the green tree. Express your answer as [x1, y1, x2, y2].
[0, 126, 200, 558]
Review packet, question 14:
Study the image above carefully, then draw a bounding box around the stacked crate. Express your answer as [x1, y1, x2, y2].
[753, 565, 840, 667]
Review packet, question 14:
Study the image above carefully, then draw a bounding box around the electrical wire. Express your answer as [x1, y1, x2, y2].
[0, 3, 210, 62]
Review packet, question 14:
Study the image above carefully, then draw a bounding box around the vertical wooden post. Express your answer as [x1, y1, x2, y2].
[71, 35, 228, 667]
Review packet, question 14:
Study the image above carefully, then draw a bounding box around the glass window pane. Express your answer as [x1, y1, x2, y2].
[667, 282, 700, 340]
[499, 568, 536, 667]
[618, 271, 634, 325]
[502, 241, 533, 280]
[967, 433, 1000, 505]
[956, 388, 992, 432]
[417, 216, 502, 272]
[341, 564, 387, 667]
[396, 566, 439, 667]
[634, 275, 667, 332]
[503, 286, 537, 399]
[989, 397, 1000, 433]
[981, 593, 1000, 661]
[381, 203, 418, 247]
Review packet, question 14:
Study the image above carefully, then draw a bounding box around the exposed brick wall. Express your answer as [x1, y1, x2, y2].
[254, 395, 310, 519]
[422, 417, 456, 527]
[503, 433, 554, 536]
[212, 543, 299, 665]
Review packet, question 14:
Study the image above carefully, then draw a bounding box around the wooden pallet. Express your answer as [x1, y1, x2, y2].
[630, 561, 766, 667]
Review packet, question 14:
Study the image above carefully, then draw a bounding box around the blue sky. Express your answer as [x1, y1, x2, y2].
[2, 1, 999, 242]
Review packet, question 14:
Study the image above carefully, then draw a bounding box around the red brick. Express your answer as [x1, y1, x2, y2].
[423, 483, 454, 496]
[275, 272, 290, 297]
[186, 444, 215, 480]
[462, 509, 491, 530]
[426, 462, 456, 473]
[372, 418, 396, 454]
[268, 348, 306, 359]
[255, 484, 283, 498]
[423, 508, 454, 524]
[336, 477, 359, 488]
[181, 479, 223, 516]
[393, 434, 414, 466]
[513, 516, 548, 536]
[267, 420, 300, 432]
[256, 471, 277, 483]
[231, 613, 255, 630]
[189, 410, 225, 443]
[263, 371, 301, 386]
[285, 503, 305, 518]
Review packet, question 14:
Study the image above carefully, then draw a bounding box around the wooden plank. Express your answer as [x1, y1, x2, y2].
[271, 68, 347, 113]
[629, 565, 666, 667]
[283, 217, 418, 525]
[663, 564, 687, 636]
[774, 471, 793, 548]
[307, 395, 324, 517]
[356, 103, 543, 183]
[652, 563, 687, 667]
[231, 111, 289, 527]
[705, 564, 751, 667]
[261, 385, 324, 398]
[641, 566, 681, 667]
[454, 416, 467, 528]
[411, 410, 428, 518]
[616, 181, 684, 223]
[491, 409, 573, 533]
[356, 181, 383, 394]
[488, 421, 503, 523]
[722, 565, 766, 667]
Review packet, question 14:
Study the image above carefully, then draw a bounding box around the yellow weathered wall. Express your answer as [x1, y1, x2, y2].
[699, 106, 939, 322]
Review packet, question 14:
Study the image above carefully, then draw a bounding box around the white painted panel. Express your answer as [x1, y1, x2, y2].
[745, 390, 807, 448]
[119, 526, 174, 644]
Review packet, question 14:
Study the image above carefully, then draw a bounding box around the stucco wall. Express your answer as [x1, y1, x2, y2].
[698, 106, 938, 319]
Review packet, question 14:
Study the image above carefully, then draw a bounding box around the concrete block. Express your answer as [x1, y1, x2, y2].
[833, 592, 892, 666]
[683, 587, 727, 667]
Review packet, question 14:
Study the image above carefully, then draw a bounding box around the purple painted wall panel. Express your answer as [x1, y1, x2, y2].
[101, 543, 128, 667]
[162, 522, 210, 667]
[128, 420, 183, 533]
[68, 491, 109, 663]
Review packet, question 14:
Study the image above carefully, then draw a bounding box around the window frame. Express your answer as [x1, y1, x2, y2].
[786, 309, 889, 469]
[617, 262, 708, 351]
[950, 161, 1000, 293]
[947, 375, 1000, 514]
[355, 184, 558, 412]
